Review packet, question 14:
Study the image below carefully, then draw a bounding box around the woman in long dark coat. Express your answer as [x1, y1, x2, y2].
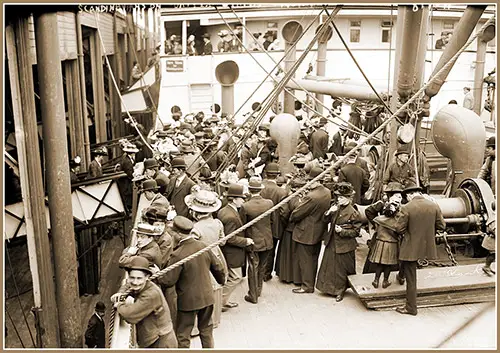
[316, 182, 362, 302]
[276, 178, 307, 285]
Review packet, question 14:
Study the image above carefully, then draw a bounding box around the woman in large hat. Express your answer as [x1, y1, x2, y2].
[316, 182, 363, 302]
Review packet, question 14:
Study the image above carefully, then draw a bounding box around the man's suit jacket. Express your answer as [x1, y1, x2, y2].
[165, 175, 196, 217]
[338, 163, 370, 205]
[217, 205, 248, 268]
[323, 204, 362, 254]
[261, 180, 288, 240]
[329, 131, 343, 156]
[119, 240, 162, 268]
[84, 313, 105, 348]
[120, 154, 135, 179]
[239, 195, 274, 252]
[309, 129, 329, 159]
[87, 160, 103, 179]
[290, 184, 331, 245]
[399, 195, 445, 261]
[154, 172, 170, 195]
[159, 237, 226, 311]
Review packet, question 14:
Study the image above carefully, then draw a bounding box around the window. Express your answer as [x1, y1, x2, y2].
[443, 21, 455, 30]
[381, 20, 393, 43]
[350, 20, 361, 43]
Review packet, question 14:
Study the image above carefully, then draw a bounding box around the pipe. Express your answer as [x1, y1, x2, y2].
[315, 24, 333, 114]
[397, 6, 427, 100]
[424, 5, 487, 100]
[34, 11, 82, 348]
[75, 12, 91, 170]
[473, 24, 495, 115]
[286, 79, 389, 101]
[215, 60, 239, 116]
[432, 105, 486, 194]
[270, 113, 300, 175]
[282, 21, 303, 114]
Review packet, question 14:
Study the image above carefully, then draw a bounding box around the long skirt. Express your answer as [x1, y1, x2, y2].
[277, 230, 300, 283]
[317, 244, 356, 296]
[368, 239, 398, 265]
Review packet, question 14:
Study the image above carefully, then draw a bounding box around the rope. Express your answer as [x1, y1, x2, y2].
[5, 246, 36, 347]
[121, 14, 497, 294]
[94, 13, 154, 154]
[226, 5, 373, 139]
[185, 7, 327, 174]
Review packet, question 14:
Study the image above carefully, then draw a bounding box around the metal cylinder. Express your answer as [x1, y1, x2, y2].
[315, 24, 333, 113]
[282, 21, 303, 115]
[432, 105, 486, 194]
[397, 6, 427, 99]
[286, 79, 389, 101]
[435, 197, 469, 219]
[425, 5, 487, 98]
[270, 113, 300, 175]
[215, 60, 239, 116]
[34, 12, 82, 348]
[473, 24, 495, 115]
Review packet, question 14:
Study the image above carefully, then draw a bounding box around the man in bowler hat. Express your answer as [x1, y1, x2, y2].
[84, 301, 106, 348]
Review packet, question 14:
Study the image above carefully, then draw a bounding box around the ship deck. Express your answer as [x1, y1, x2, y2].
[5, 233, 496, 349]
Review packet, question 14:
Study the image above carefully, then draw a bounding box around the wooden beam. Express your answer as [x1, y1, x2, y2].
[90, 30, 107, 143]
[6, 20, 60, 348]
[64, 62, 77, 158]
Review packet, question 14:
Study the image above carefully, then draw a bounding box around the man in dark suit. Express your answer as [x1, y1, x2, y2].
[87, 147, 107, 179]
[159, 216, 226, 348]
[84, 301, 106, 348]
[143, 158, 170, 195]
[260, 163, 288, 281]
[119, 222, 163, 269]
[338, 153, 370, 205]
[202, 33, 213, 55]
[396, 183, 445, 316]
[239, 177, 274, 304]
[165, 157, 196, 218]
[217, 184, 254, 311]
[309, 117, 329, 159]
[290, 167, 331, 293]
[118, 143, 139, 209]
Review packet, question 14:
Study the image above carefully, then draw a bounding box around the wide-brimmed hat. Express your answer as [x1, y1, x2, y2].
[172, 216, 194, 234]
[95, 301, 106, 311]
[248, 176, 265, 190]
[136, 222, 162, 236]
[142, 179, 159, 192]
[292, 156, 308, 166]
[144, 158, 159, 170]
[402, 182, 422, 194]
[179, 140, 195, 153]
[395, 146, 410, 156]
[194, 131, 205, 139]
[124, 256, 152, 275]
[123, 144, 139, 153]
[171, 157, 186, 169]
[334, 182, 355, 197]
[265, 163, 280, 175]
[225, 183, 246, 198]
[384, 182, 404, 194]
[184, 189, 222, 213]
[486, 136, 495, 148]
[198, 171, 217, 181]
[93, 147, 108, 156]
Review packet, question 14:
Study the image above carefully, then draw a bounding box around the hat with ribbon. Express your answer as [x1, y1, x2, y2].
[384, 182, 404, 194]
[171, 157, 187, 169]
[142, 179, 159, 192]
[334, 182, 355, 197]
[123, 143, 139, 153]
[144, 158, 159, 170]
[184, 189, 222, 213]
[136, 222, 162, 236]
[179, 140, 195, 153]
[265, 163, 280, 175]
[247, 176, 265, 190]
[93, 147, 108, 156]
[225, 183, 246, 198]
[95, 301, 106, 312]
[402, 181, 422, 194]
[124, 256, 152, 275]
[486, 136, 495, 148]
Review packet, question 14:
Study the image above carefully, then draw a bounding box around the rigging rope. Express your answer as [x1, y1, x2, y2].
[94, 13, 154, 153]
[226, 5, 373, 138]
[6, 305, 26, 348]
[184, 7, 327, 173]
[116, 14, 496, 300]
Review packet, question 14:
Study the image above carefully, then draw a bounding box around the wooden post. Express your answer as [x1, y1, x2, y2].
[112, 11, 123, 139]
[126, 12, 135, 86]
[34, 11, 82, 347]
[65, 61, 86, 162]
[6, 20, 60, 348]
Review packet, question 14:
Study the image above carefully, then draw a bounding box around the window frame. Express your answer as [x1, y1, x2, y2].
[349, 19, 361, 43]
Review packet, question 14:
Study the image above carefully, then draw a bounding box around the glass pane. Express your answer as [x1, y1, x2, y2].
[350, 29, 360, 43]
[350, 20, 361, 27]
[382, 29, 390, 43]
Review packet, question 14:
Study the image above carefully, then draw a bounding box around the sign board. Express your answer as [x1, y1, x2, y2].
[166, 60, 184, 72]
